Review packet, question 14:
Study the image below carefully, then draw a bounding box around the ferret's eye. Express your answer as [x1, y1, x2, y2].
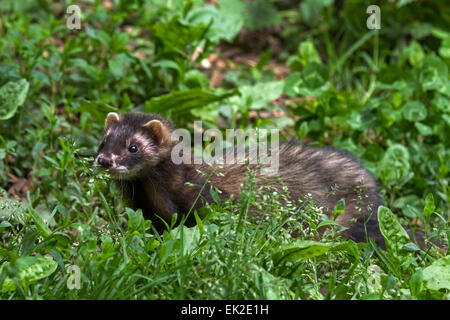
[128, 144, 138, 153]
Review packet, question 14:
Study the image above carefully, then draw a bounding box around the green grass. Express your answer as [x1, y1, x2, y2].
[0, 0, 449, 300]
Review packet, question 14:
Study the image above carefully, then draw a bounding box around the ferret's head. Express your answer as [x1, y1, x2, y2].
[95, 112, 175, 179]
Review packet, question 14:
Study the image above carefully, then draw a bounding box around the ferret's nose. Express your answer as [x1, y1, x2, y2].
[97, 156, 113, 168]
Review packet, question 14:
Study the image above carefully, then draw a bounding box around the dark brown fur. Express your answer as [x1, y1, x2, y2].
[96, 112, 385, 247]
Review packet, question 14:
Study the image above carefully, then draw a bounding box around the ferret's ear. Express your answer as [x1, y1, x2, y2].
[105, 112, 120, 130]
[142, 120, 170, 144]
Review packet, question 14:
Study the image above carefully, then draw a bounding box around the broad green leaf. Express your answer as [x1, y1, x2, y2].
[432, 94, 450, 113]
[443, 114, 450, 127]
[271, 116, 295, 130]
[317, 219, 343, 229]
[300, 0, 333, 27]
[423, 193, 436, 219]
[126, 208, 145, 232]
[0, 221, 11, 229]
[273, 240, 332, 264]
[146, 89, 239, 115]
[431, 26, 450, 40]
[244, 0, 280, 30]
[302, 62, 329, 89]
[333, 198, 345, 219]
[152, 16, 206, 53]
[283, 72, 303, 97]
[101, 236, 114, 253]
[69, 58, 100, 80]
[392, 195, 421, 210]
[170, 226, 200, 256]
[402, 242, 420, 252]
[286, 56, 303, 71]
[216, 0, 246, 38]
[347, 111, 374, 131]
[402, 101, 427, 122]
[152, 59, 182, 73]
[235, 81, 284, 110]
[419, 54, 448, 91]
[256, 267, 283, 299]
[183, 70, 210, 89]
[414, 122, 432, 136]
[403, 40, 425, 67]
[86, 26, 111, 47]
[108, 53, 133, 80]
[111, 32, 129, 51]
[209, 188, 220, 204]
[284, 64, 329, 97]
[297, 121, 309, 140]
[298, 39, 321, 67]
[332, 136, 365, 158]
[0, 79, 29, 120]
[187, 0, 245, 43]
[401, 242, 421, 252]
[329, 240, 361, 261]
[378, 144, 410, 186]
[0, 198, 28, 224]
[377, 206, 411, 262]
[29, 208, 52, 238]
[439, 37, 450, 58]
[78, 100, 119, 123]
[0, 0, 36, 11]
[251, 264, 293, 299]
[423, 256, 450, 291]
[0, 255, 58, 292]
[409, 269, 423, 298]
[95, 30, 111, 47]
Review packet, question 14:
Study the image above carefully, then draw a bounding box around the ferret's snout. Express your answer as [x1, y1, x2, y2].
[97, 156, 113, 168]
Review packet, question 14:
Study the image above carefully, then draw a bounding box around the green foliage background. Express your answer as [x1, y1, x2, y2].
[0, 0, 448, 300]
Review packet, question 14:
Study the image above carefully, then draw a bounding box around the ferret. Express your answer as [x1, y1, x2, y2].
[95, 112, 385, 246]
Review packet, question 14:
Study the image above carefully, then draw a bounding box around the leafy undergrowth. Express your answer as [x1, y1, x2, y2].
[0, 1, 449, 299]
[0, 172, 448, 299]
